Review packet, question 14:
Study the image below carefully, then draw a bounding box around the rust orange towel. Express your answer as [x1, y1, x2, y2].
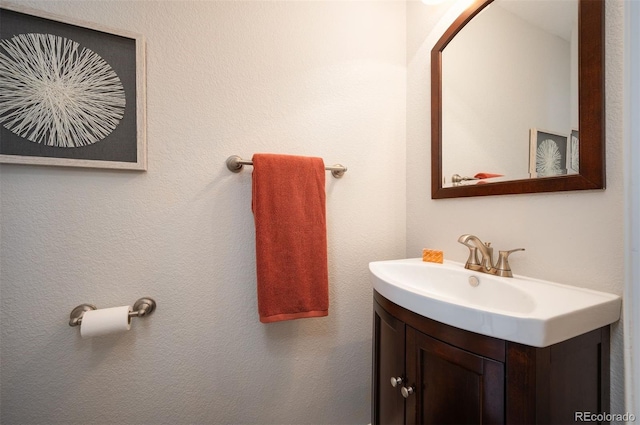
[252, 153, 329, 323]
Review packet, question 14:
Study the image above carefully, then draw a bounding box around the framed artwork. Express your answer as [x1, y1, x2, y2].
[529, 129, 568, 178]
[569, 129, 580, 173]
[0, 4, 146, 170]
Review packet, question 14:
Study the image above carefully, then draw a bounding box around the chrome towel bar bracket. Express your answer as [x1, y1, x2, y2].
[226, 155, 347, 178]
[69, 297, 157, 327]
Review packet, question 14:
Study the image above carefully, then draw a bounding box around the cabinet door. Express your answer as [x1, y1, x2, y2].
[373, 300, 406, 425]
[406, 327, 505, 425]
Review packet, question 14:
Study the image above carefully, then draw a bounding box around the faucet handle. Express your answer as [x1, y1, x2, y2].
[494, 248, 525, 277]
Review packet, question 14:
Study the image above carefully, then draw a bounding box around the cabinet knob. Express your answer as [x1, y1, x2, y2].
[401, 386, 414, 398]
[390, 377, 403, 387]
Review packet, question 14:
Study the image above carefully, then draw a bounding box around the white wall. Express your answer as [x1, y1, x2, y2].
[0, 1, 406, 423]
[407, 0, 626, 414]
[624, 0, 640, 414]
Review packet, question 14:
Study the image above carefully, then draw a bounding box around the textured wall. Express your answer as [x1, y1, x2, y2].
[0, 1, 406, 423]
[625, 0, 640, 413]
[407, 0, 626, 415]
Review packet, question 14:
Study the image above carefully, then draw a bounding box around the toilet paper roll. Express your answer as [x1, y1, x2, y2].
[80, 305, 132, 338]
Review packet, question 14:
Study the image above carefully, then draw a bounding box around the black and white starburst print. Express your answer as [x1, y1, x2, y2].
[536, 138, 562, 176]
[0, 33, 125, 148]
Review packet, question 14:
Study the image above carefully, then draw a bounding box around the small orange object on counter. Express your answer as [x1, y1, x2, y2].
[422, 249, 443, 263]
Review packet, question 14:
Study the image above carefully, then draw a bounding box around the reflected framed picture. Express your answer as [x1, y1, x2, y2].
[529, 129, 568, 178]
[0, 4, 146, 170]
[569, 129, 580, 173]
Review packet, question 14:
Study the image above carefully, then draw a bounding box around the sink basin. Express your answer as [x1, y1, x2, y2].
[369, 258, 621, 347]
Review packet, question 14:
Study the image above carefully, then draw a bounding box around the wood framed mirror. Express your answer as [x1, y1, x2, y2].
[431, 0, 604, 199]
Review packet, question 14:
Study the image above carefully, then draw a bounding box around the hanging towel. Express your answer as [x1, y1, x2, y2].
[474, 172, 503, 179]
[251, 153, 329, 323]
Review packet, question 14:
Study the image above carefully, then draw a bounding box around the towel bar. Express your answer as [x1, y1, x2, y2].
[226, 155, 347, 178]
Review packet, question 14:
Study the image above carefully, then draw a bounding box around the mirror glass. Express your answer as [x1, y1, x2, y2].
[442, 0, 578, 186]
[431, 0, 605, 198]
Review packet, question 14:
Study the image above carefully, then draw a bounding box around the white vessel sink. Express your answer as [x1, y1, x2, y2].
[369, 258, 621, 347]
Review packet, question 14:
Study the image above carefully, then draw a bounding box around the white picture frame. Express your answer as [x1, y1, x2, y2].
[0, 3, 146, 170]
[569, 129, 580, 173]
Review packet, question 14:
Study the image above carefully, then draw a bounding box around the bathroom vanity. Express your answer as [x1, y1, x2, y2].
[372, 290, 610, 424]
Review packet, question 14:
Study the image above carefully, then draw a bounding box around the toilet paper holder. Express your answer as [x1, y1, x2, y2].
[69, 297, 157, 327]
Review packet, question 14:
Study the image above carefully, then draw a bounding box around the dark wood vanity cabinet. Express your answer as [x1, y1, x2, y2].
[372, 291, 610, 425]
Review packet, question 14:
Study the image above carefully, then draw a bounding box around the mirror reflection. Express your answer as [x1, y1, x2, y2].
[441, 0, 578, 187]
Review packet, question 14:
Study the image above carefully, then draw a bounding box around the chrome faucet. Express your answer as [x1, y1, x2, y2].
[458, 234, 524, 277]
